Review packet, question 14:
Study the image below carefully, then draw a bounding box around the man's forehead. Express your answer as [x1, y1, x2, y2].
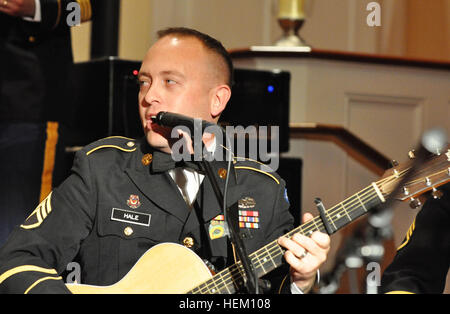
[142, 36, 203, 66]
[149, 34, 205, 55]
[164, 35, 183, 46]
[141, 34, 227, 85]
[142, 36, 211, 70]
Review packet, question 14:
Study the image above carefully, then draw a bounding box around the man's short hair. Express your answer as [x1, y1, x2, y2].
[156, 27, 234, 88]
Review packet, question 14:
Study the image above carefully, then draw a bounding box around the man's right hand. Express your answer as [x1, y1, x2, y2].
[0, 0, 36, 18]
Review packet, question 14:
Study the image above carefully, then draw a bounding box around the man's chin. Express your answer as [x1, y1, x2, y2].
[145, 131, 172, 153]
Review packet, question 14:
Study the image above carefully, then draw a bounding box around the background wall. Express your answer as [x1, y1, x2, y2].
[71, 0, 450, 63]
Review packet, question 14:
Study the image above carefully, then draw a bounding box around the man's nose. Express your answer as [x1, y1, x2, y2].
[143, 82, 161, 106]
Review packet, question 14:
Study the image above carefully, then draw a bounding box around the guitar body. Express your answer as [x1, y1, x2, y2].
[66, 243, 212, 294]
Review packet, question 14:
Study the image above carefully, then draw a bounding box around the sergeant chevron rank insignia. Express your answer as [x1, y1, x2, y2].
[21, 192, 53, 230]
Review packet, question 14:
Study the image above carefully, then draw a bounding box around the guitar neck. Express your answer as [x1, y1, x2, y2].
[188, 182, 386, 294]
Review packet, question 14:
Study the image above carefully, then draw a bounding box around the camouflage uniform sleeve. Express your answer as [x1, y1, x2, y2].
[0, 149, 96, 294]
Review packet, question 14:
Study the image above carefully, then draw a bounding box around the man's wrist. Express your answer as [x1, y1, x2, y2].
[23, 0, 41, 21]
[290, 270, 320, 294]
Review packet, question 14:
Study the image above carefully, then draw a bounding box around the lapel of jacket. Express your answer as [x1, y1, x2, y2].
[197, 158, 244, 259]
[124, 140, 245, 260]
[124, 139, 191, 223]
[175, 158, 243, 233]
[198, 160, 243, 223]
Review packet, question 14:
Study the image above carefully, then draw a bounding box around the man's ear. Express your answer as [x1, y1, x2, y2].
[210, 84, 231, 118]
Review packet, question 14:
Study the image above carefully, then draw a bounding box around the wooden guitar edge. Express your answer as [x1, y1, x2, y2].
[66, 242, 213, 294]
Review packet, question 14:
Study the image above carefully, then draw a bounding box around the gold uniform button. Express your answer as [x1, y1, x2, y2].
[183, 237, 195, 248]
[141, 153, 153, 166]
[28, 36, 36, 43]
[124, 226, 134, 236]
[218, 168, 227, 179]
[127, 141, 135, 147]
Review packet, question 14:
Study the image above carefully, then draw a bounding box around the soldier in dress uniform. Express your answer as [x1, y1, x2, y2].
[0, 0, 93, 246]
[381, 183, 450, 294]
[0, 27, 330, 294]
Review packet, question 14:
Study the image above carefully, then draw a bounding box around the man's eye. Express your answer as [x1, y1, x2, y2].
[166, 79, 176, 85]
[139, 80, 150, 87]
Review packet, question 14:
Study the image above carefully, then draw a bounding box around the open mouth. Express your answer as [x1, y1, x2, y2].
[144, 112, 158, 131]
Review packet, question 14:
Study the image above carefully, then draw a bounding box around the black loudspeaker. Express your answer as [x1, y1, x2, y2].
[220, 68, 290, 153]
[277, 157, 302, 227]
[67, 57, 143, 146]
[68, 63, 291, 151]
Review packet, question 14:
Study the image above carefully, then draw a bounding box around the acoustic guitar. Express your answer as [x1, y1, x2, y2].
[66, 146, 450, 294]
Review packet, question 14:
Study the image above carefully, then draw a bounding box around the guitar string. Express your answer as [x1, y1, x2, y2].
[191, 178, 405, 293]
[192, 190, 379, 294]
[191, 178, 400, 294]
[382, 158, 447, 188]
[193, 166, 444, 293]
[403, 168, 449, 187]
[190, 185, 382, 294]
[193, 197, 376, 294]
[191, 171, 422, 293]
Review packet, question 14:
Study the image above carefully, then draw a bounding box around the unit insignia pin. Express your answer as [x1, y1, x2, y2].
[127, 194, 141, 209]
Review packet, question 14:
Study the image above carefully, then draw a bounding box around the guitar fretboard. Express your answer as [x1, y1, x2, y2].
[188, 182, 385, 294]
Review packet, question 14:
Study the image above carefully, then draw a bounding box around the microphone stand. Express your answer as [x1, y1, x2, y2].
[196, 126, 259, 294]
[154, 112, 265, 294]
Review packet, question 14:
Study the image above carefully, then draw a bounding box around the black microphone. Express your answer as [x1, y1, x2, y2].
[150, 111, 218, 135]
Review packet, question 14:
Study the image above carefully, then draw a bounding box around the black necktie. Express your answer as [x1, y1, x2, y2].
[151, 150, 203, 173]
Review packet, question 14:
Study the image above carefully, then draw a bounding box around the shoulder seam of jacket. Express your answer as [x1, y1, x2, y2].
[86, 145, 136, 156]
[101, 135, 136, 141]
[234, 166, 280, 184]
